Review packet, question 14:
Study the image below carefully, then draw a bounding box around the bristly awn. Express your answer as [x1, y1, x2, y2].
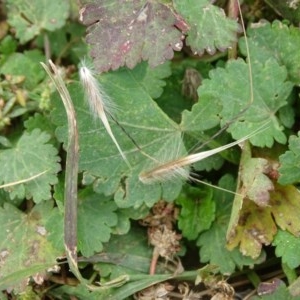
[136, 0, 261, 194]
[79, 60, 131, 168]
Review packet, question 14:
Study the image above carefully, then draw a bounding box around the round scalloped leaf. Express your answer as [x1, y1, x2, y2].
[273, 230, 300, 269]
[240, 20, 300, 84]
[0, 202, 62, 291]
[0, 50, 45, 90]
[197, 58, 293, 147]
[0, 129, 61, 203]
[197, 202, 265, 273]
[77, 189, 118, 257]
[278, 133, 300, 185]
[80, 0, 183, 72]
[6, 0, 70, 44]
[176, 185, 215, 240]
[173, 0, 239, 55]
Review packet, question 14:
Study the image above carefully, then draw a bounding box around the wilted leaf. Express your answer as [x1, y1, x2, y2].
[0, 129, 61, 203]
[176, 185, 215, 240]
[197, 216, 265, 274]
[6, 0, 70, 44]
[0, 202, 62, 291]
[80, 0, 183, 72]
[227, 142, 275, 258]
[270, 184, 300, 236]
[278, 133, 300, 185]
[240, 153, 274, 207]
[196, 175, 264, 274]
[252, 280, 300, 300]
[227, 140, 300, 258]
[227, 198, 277, 258]
[173, 0, 239, 55]
[227, 182, 300, 259]
[273, 230, 300, 269]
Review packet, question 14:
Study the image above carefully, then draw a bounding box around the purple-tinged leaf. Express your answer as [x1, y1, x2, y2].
[80, 0, 184, 72]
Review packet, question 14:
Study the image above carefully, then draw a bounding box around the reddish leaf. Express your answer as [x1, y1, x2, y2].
[257, 279, 283, 296]
[80, 0, 184, 72]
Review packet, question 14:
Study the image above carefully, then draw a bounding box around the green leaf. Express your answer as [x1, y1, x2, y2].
[0, 202, 62, 291]
[181, 96, 231, 172]
[93, 226, 152, 277]
[0, 50, 45, 90]
[157, 59, 210, 122]
[75, 226, 180, 299]
[36, 23, 86, 63]
[197, 58, 293, 147]
[176, 185, 215, 240]
[80, 0, 183, 72]
[278, 133, 300, 185]
[49, 284, 101, 300]
[77, 188, 118, 257]
[240, 20, 300, 84]
[0, 136, 12, 148]
[197, 214, 264, 274]
[181, 95, 221, 133]
[273, 230, 300, 269]
[0, 35, 17, 56]
[51, 63, 186, 208]
[6, 0, 70, 44]
[111, 205, 149, 235]
[24, 113, 57, 141]
[44, 204, 64, 253]
[279, 98, 295, 129]
[174, 0, 239, 55]
[126, 61, 171, 99]
[0, 129, 61, 203]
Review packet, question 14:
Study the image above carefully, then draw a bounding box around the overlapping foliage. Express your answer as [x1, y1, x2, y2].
[1, 0, 300, 299]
